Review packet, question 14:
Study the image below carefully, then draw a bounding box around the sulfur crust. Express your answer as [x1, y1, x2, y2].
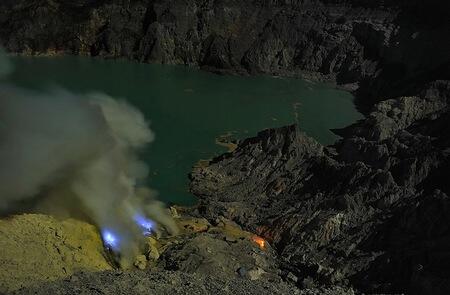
[0, 214, 112, 293]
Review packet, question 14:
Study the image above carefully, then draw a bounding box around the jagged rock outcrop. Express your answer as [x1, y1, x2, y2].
[190, 81, 450, 294]
[337, 80, 450, 141]
[3, 212, 354, 295]
[1, 0, 449, 294]
[0, 0, 449, 105]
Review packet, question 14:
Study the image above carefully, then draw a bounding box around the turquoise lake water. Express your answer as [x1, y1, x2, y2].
[6, 56, 362, 205]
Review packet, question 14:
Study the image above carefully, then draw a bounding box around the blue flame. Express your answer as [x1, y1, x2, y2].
[133, 214, 155, 235]
[101, 229, 120, 251]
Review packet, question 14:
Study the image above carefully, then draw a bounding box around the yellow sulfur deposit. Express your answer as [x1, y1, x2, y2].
[0, 214, 112, 293]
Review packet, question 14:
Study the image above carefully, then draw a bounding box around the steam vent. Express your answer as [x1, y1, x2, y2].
[0, 0, 449, 294]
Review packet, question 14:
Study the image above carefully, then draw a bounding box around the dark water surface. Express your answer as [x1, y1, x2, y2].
[7, 56, 362, 205]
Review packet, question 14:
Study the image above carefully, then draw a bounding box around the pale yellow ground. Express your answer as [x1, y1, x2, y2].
[0, 214, 112, 293]
[0, 211, 264, 293]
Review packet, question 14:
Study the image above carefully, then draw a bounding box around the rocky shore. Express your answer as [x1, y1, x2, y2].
[190, 80, 450, 294]
[1, 0, 448, 105]
[0, 0, 449, 294]
[191, 96, 450, 293]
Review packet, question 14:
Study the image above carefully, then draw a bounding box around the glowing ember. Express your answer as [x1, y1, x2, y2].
[252, 236, 266, 250]
[133, 214, 155, 236]
[101, 229, 120, 251]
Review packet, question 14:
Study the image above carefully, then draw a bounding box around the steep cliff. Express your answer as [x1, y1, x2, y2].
[1, 0, 449, 294]
[0, 0, 449, 106]
[191, 80, 450, 294]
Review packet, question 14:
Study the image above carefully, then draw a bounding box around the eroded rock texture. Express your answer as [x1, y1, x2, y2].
[1, 0, 449, 294]
[6, 212, 354, 295]
[13, 270, 352, 295]
[190, 80, 450, 294]
[0, 0, 449, 103]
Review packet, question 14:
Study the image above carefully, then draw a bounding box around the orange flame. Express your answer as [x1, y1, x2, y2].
[252, 236, 266, 250]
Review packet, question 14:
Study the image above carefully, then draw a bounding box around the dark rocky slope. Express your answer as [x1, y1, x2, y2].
[190, 80, 450, 294]
[1, 0, 449, 294]
[5, 212, 353, 295]
[0, 0, 449, 107]
[13, 270, 350, 295]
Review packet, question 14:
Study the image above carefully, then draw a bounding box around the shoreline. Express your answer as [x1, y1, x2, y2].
[0, 0, 449, 293]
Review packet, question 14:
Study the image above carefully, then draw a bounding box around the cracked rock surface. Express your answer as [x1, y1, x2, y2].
[0, 1, 449, 294]
[190, 81, 450, 294]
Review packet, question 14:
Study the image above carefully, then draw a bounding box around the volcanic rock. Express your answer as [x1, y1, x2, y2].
[0, 0, 449, 294]
[190, 94, 450, 294]
[0, 211, 303, 294]
[0, 0, 448, 103]
[0, 214, 112, 293]
[12, 269, 355, 295]
[134, 255, 148, 270]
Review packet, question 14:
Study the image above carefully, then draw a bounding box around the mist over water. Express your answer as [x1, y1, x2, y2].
[6, 56, 363, 205]
[0, 56, 178, 267]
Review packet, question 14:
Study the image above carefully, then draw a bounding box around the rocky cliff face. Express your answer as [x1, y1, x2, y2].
[1, 0, 449, 294]
[1, 0, 449, 105]
[191, 80, 450, 294]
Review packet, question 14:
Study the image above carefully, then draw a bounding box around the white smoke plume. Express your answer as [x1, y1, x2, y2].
[0, 54, 178, 268]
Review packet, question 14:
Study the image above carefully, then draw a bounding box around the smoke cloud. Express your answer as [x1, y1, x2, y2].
[0, 54, 178, 268]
